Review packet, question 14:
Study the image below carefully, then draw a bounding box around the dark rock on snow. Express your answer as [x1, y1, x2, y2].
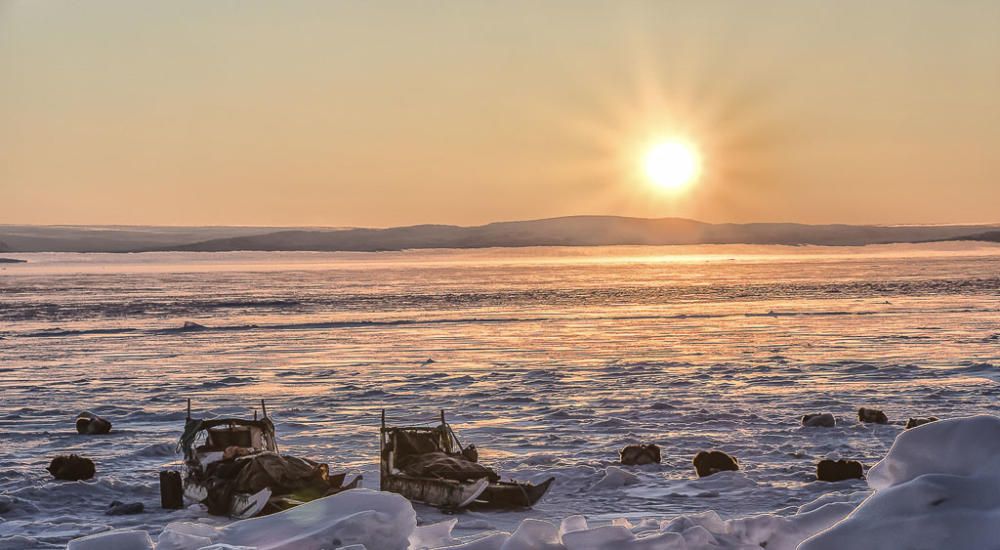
[858, 407, 888, 424]
[905, 416, 939, 429]
[76, 411, 112, 435]
[620, 444, 662, 466]
[693, 450, 739, 478]
[816, 459, 864, 482]
[47, 455, 95, 481]
[802, 413, 836, 428]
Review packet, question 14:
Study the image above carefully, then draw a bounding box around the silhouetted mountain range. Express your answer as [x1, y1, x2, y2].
[0, 225, 296, 253]
[1, 217, 998, 253]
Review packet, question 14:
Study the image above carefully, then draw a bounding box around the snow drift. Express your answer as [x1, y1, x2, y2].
[799, 415, 1000, 549]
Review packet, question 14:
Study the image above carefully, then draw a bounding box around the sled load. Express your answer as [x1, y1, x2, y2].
[379, 409, 553, 510]
[176, 399, 361, 518]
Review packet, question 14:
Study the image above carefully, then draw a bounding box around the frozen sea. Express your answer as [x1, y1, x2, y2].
[1, 243, 999, 548]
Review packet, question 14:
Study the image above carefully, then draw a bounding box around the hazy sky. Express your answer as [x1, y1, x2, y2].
[2, 1, 998, 227]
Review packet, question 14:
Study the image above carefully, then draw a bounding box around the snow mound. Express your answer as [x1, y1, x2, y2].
[800, 415, 1000, 549]
[866, 414, 1000, 490]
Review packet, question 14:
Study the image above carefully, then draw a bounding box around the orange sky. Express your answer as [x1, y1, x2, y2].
[2, 1, 998, 227]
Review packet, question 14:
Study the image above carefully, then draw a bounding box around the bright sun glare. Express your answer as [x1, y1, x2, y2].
[643, 140, 701, 190]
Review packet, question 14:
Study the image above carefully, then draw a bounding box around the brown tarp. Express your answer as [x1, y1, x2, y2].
[200, 452, 332, 515]
[231, 453, 330, 494]
[398, 451, 499, 482]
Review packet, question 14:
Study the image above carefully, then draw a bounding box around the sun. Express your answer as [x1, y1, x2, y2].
[642, 140, 701, 190]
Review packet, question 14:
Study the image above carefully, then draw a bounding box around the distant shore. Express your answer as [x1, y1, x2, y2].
[2, 216, 999, 253]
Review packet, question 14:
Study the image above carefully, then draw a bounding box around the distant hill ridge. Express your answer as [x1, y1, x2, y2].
[951, 230, 1000, 243]
[1, 216, 998, 252]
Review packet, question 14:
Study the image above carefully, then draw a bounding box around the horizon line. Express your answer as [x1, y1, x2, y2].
[2, 214, 999, 232]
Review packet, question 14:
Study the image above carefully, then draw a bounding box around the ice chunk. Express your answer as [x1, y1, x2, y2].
[661, 510, 726, 535]
[626, 518, 662, 536]
[214, 489, 415, 550]
[66, 529, 154, 550]
[627, 531, 686, 549]
[591, 466, 638, 490]
[678, 525, 716, 547]
[610, 518, 632, 530]
[436, 533, 509, 550]
[157, 521, 222, 550]
[561, 525, 634, 549]
[155, 527, 213, 550]
[409, 519, 458, 549]
[501, 519, 561, 550]
[559, 515, 588, 537]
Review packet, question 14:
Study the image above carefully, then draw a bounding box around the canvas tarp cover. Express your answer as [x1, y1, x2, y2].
[230, 453, 330, 494]
[199, 452, 330, 515]
[397, 451, 498, 482]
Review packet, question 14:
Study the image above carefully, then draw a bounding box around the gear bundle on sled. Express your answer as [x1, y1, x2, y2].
[175, 399, 361, 518]
[379, 409, 553, 510]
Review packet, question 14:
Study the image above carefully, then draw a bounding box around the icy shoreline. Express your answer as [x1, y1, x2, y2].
[63, 415, 999, 549]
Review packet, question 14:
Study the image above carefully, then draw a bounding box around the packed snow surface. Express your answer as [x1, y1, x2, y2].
[1, 244, 999, 548]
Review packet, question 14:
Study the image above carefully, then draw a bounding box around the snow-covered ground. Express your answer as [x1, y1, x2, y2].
[1, 243, 998, 548]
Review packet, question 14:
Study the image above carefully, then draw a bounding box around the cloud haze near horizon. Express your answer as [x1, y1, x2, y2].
[1, 0, 998, 227]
